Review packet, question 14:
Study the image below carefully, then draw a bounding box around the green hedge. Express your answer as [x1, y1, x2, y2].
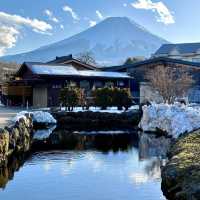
[93, 87, 132, 110]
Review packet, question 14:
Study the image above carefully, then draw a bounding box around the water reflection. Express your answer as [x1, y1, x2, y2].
[0, 154, 28, 189]
[32, 129, 139, 152]
[139, 133, 171, 160]
[0, 129, 170, 200]
[33, 125, 57, 140]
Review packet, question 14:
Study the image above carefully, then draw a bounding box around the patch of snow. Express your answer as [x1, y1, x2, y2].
[12, 111, 57, 124]
[32, 111, 57, 124]
[12, 111, 30, 122]
[139, 103, 200, 138]
[61, 106, 139, 113]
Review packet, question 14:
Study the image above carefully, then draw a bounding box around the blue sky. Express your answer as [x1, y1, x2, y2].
[0, 0, 199, 56]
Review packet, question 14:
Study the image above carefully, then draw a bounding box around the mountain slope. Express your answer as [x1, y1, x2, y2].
[0, 17, 168, 65]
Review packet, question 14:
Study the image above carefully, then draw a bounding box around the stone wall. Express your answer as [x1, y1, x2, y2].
[52, 110, 140, 131]
[0, 114, 33, 167]
[161, 130, 200, 200]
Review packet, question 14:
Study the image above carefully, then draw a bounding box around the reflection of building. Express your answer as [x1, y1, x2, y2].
[2, 55, 131, 107]
[153, 43, 200, 62]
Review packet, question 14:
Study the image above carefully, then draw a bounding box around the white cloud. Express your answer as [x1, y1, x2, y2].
[44, 9, 52, 17]
[0, 26, 19, 56]
[0, 11, 52, 33]
[89, 20, 97, 27]
[96, 10, 104, 20]
[44, 9, 59, 23]
[63, 5, 79, 21]
[123, 3, 128, 7]
[0, 11, 52, 55]
[131, 0, 175, 25]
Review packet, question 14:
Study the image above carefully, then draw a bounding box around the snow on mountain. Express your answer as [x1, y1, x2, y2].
[0, 17, 168, 65]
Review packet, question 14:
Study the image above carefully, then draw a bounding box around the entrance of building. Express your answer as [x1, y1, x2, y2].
[33, 87, 47, 108]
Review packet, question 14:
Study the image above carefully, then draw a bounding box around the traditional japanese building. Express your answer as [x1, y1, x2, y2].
[103, 57, 200, 104]
[2, 56, 131, 107]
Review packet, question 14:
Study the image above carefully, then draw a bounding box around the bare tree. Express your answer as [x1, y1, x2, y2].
[124, 56, 144, 65]
[77, 51, 96, 65]
[145, 65, 194, 104]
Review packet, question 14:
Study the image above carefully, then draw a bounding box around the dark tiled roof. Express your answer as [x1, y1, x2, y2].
[154, 43, 200, 55]
[47, 55, 73, 64]
[47, 54, 97, 70]
[102, 57, 200, 72]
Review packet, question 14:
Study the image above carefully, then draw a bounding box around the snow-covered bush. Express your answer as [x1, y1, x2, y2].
[139, 103, 200, 138]
[13, 111, 57, 124]
[32, 111, 57, 124]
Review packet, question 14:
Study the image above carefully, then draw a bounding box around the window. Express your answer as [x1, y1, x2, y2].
[118, 81, 125, 87]
[105, 81, 114, 88]
[80, 80, 90, 90]
[192, 58, 200, 63]
[52, 84, 62, 89]
[93, 81, 103, 89]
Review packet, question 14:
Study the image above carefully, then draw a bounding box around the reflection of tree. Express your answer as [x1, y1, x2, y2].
[129, 158, 164, 186]
[34, 130, 138, 153]
[0, 154, 28, 189]
[138, 133, 171, 160]
[144, 158, 162, 181]
[129, 133, 171, 185]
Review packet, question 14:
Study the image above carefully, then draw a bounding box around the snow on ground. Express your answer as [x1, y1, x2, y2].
[139, 103, 200, 138]
[12, 111, 57, 124]
[60, 106, 139, 113]
[32, 106, 139, 113]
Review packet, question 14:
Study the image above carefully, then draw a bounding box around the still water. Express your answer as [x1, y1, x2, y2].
[0, 132, 170, 200]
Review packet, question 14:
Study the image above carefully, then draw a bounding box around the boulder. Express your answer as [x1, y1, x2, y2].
[0, 129, 9, 163]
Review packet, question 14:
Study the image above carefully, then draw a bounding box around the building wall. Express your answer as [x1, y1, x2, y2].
[35, 77, 130, 107]
[188, 86, 200, 103]
[128, 61, 200, 104]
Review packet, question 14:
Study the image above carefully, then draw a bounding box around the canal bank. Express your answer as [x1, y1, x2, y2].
[0, 114, 33, 167]
[161, 130, 200, 200]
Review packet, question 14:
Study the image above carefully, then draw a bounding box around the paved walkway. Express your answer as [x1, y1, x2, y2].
[0, 106, 24, 128]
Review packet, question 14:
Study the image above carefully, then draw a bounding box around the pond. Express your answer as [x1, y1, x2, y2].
[0, 131, 170, 200]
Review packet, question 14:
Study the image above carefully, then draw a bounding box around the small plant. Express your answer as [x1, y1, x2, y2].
[59, 86, 80, 111]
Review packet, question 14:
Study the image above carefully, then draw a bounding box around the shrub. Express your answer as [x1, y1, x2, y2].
[93, 87, 132, 110]
[59, 86, 80, 111]
[112, 88, 132, 110]
[92, 87, 112, 109]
